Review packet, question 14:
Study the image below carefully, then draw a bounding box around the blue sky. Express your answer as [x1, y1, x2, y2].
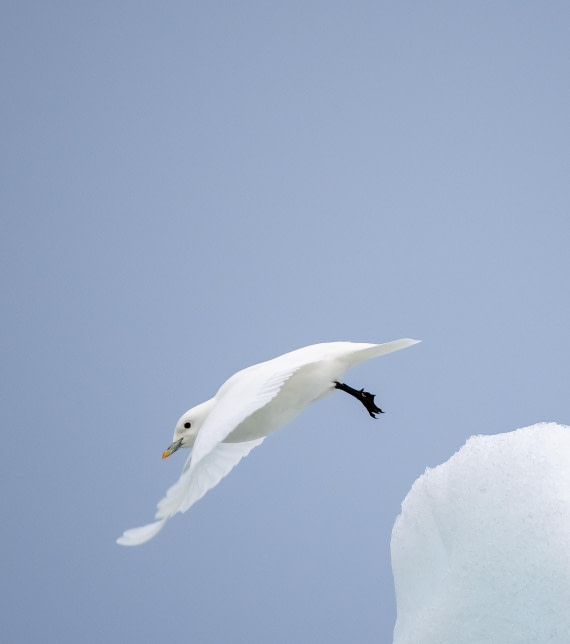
[2, 3, 568, 642]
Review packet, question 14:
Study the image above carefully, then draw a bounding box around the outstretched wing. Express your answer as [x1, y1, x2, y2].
[116, 438, 264, 546]
[156, 438, 264, 517]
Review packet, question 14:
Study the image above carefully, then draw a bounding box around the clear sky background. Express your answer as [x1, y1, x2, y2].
[2, 3, 568, 642]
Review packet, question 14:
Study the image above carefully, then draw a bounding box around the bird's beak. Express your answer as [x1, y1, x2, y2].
[162, 438, 183, 459]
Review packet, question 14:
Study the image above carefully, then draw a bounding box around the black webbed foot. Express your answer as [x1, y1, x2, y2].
[334, 381, 384, 418]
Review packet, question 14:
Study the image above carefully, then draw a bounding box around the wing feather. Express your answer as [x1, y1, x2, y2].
[190, 361, 319, 467]
[116, 439, 264, 546]
[156, 438, 264, 518]
[116, 518, 167, 546]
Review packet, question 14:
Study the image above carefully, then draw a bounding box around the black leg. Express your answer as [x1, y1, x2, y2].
[334, 381, 384, 418]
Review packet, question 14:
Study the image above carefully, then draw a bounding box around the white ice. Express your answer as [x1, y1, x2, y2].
[391, 422, 570, 644]
[117, 338, 420, 546]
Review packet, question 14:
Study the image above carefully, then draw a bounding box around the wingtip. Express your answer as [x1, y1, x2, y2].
[116, 518, 167, 546]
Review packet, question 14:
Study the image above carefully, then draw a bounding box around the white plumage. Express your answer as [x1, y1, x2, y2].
[117, 339, 419, 546]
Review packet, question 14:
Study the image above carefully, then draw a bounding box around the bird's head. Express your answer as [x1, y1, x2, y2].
[162, 398, 215, 459]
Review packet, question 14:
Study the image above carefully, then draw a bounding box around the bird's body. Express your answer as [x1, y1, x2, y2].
[117, 339, 419, 546]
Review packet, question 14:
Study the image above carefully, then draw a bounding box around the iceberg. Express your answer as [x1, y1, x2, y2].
[391, 423, 570, 644]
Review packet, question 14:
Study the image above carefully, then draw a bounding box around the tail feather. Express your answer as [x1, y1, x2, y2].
[346, 338, 420, 368]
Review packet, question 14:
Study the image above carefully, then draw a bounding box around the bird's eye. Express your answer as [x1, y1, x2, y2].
[184, 422, 191, 429]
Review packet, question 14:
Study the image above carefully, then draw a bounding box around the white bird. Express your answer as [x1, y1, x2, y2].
[117, 339, 420, 546]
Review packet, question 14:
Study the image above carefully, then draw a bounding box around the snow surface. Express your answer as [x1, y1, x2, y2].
[391, 423, 570, 644]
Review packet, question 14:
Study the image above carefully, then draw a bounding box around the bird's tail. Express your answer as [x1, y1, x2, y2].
[346, 338, 420, 368]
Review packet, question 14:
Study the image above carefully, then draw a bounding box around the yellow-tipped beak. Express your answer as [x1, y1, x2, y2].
[162, 438, 183, 459]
